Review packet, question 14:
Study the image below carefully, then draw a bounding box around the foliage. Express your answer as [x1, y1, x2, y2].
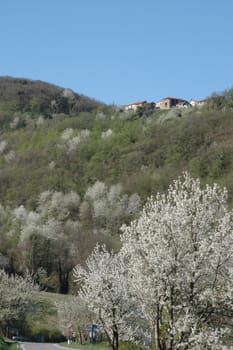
[0, 337, 8, 350]
[0, 337, 18, 350]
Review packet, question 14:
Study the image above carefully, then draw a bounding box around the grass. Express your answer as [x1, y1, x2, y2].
[0, 338, 19, 350]
[59, 342, 110, 350]
[9, 291, 72, 342]
[26, 291, 62, 331]
[0, 338, 7, 350]
[7, 344, 19, 350]
[58, 341, 144, 350]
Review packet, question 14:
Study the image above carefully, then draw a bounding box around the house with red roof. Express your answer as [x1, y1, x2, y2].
[125, 100, 147, 111]
[156, 97, 190, 109]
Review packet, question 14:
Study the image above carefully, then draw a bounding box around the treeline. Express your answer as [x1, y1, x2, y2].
[0, 80, 233, 293]
[0, 182, 141, 293]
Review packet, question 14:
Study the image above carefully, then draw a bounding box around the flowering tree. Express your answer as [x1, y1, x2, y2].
[73, 245, 140, 350]
[82, 181, 141, 231]
[0, 270, 37, 333]
[121, 173, 233, 350]
[56, 296, 94, 344]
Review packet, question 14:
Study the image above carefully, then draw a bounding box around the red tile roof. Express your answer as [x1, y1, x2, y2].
[127, 100, 147, 106]
[162, 97, 188, 102]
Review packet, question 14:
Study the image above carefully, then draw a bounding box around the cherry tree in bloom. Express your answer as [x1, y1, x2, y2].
[0, 270, 37, 333]
[121, 173, 233, 350]
[73, 245, 141, 350]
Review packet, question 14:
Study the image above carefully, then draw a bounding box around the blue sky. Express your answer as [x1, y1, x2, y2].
[1, 0, 233, 105]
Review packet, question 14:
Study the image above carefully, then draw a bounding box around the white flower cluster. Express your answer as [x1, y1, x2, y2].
[61, 128, 91, 153]
[101, 129, 113, 138]
[0, 140, 7, 153]
[0, 139, 16, 162]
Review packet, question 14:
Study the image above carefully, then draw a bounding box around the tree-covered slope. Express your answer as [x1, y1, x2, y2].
[0, 102, 232, 208]
[0, 78, 233, 294]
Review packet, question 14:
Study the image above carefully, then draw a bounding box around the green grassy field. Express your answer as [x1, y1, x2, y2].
[15, 291, 71, 342]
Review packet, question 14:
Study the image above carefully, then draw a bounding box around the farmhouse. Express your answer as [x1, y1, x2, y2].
[124, 96, 206, 112]
[125, 100, 147, 111]
[157, 97, 189, 109]
[189, 99, 207, 107]
[156, 97, 190, 109]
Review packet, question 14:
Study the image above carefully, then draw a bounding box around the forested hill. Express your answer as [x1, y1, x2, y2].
[0, 77, 233, 294]
[0, 76, 103, 115]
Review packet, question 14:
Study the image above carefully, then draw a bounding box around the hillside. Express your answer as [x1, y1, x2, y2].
[0, 78, 233, 294]
[0, 76, 104, 116]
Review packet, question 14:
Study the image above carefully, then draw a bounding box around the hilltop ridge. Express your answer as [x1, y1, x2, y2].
[0, 76, 104, 116]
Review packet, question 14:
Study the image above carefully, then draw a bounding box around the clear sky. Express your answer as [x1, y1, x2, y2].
[1, 0, 233, 105]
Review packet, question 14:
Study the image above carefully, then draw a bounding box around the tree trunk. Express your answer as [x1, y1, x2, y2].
[58, 259, 69, 294]
[78, 330, 83, 344]
[99, 311, 113, 348]
[111, 307, 119, 350]
[112, 330, 119, 350]
[155, 305, 163, 350]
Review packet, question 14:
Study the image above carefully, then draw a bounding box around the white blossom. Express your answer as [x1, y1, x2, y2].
[101, 129, 113, 138]
[67, 135, 81, 152]
[61, 128, 74, 141]
[48, 161, 56, 169]
[61, 128, 90, 153]
[0, 140, 7, 153]
[4, 150, 15, 162]
[121, 172, 233, 350]
[85, 181, 108, 201]
[0, 270, 38, 327]
[10, 116, 20, 129]
[36, 116, 44, 126]
[13, 205, 28, 221]
[20, 211, 41, 242]
[80, 129, 90, 138]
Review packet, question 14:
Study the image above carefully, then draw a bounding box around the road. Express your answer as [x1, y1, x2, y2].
[22, 343, 71, 350]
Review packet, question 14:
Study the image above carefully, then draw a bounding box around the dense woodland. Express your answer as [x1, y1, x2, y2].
[0, 76, 233, 294]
